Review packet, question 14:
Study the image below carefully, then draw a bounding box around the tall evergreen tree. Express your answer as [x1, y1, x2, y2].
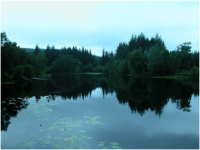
[34, 44, 41, 56]
[128, 35, 137, 52]
[44, 44, 51, 67]
[100, 48, 105, 66]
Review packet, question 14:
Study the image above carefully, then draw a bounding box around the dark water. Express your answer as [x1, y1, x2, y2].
[1, 74, 199, 149]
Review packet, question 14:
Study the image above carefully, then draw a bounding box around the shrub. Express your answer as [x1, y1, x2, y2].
[24, 64, 34, 79]
[189, 66, 199, 79]
[12, 65, 25, 82]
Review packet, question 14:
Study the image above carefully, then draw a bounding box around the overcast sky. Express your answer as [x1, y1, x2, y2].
[1, 1, 199, 56]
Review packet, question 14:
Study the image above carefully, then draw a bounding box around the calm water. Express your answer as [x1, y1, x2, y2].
[1, 74, 199, 149]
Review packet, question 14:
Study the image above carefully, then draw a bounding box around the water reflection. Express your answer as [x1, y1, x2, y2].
[1, 74, 199, 131]
[1, 97, 29, 131]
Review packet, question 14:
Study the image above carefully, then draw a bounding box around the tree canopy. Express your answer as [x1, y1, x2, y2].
[1, 32, 198, 83]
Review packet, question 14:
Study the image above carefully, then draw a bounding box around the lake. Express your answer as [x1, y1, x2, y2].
[1, 74, 199, 149]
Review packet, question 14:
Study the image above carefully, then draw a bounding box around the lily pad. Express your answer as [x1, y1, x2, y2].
[47, 127, 54, 130]
[59, 128, 65, 131]
[54, 136, 60, 139]
[110, 142, 119, 146]
[68, 147, 75, 149]
[44, 136, 51, 139]
[67, 128, 72, 131]
[98, 143, 104, 146]
[30, 134, 35, 136]
[98, 142, 105, 146]
[45, 141, 50, 144]
[55, 144, 62, 148]
[111, 146, 120, 149]
[74, 145, 87, 149]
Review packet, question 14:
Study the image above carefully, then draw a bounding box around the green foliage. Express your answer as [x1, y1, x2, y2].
[169, 51, 181, 74]
[118, 60, 129, 75]
[49, 54, 82, 74]
[93, 65, 104, 73]
[105, 57, 116, 74]
[34, 44, 41, 56]
[12, 65, 25, 82]
[75, 66, 81, 73]
[34, 53, 48, 75]
[189, 66, 199, 79]
[2, 72, 12, 82]
[105, 33, 197, 78]
[1, 32, 8, 46]
[177, 42, 192, 53]
[1, 41, 18, 76]
[115, 42, 129, 60]
[103, 64, 109, 73]
[146, 38, 170, 76]
[192, 51, 199, 67]
[177, 42, 193, 70]
[50, 54, 72, 73]
[147, 63, 153, 76]
[83, 63, 94, 72]
[24, 64, 34, 79]
[100, 48, 112, 66]
[128, 35, 137, 52]
[112, 60, 121, 75]
[176, 69, 190, 76]
[1, 32, 37, 82]
[128, 47, 144, 76]
[44, 45, 59, 67]
[1, 31, 197, 81]
[25, 53, 35, 66]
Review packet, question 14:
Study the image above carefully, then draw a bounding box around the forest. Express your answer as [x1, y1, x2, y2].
[1, 32, 199, 83]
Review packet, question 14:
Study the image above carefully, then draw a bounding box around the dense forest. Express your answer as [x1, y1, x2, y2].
[1, 32, 101, 83]
[1, 32, 199, 83]
[101, 33, 199, 78]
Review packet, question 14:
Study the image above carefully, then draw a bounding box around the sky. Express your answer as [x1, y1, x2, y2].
[1, 1, 199, 56]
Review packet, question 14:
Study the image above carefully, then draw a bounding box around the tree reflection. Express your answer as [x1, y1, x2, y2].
[1, 74, 199, 131]
[48, 74, 198, 116]
[111, 77, 198, 116]
[1, 97, 29, 131]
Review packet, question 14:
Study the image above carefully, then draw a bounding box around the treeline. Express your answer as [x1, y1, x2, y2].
[98, 33, 199, 78]
[2, 32, 36, 82]
[45, 45, 100, 73]
[1, 32, 101, 83]
[1, 32, 199, 83]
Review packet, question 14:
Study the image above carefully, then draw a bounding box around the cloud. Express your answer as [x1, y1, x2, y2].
[1, 1, 103, 21]
[1, 1, 199, 56]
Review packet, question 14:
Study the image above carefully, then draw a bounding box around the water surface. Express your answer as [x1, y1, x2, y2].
[1, 74, 199, 149]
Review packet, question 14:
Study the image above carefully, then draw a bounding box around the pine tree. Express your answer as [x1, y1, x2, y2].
[34, 44, 41, 56]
